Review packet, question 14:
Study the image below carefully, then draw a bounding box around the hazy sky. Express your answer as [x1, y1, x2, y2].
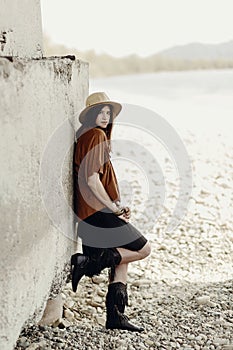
[40, 0, 233, 57]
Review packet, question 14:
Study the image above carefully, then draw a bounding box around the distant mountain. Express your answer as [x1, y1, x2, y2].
[157, 40, 233, 60]
[43, 35, 233, 77]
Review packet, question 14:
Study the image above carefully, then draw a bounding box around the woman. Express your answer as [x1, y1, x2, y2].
[72, 92, 151, 332]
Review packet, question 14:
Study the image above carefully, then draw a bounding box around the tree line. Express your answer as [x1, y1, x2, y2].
[43, 36, 233, 78]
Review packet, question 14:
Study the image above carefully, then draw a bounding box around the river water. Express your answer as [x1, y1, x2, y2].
[90, 69, 233, 145]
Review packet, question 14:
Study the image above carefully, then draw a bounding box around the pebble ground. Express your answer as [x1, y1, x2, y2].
[14, 132, 233, 350]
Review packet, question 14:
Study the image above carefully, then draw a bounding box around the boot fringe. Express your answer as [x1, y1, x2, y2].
[84, 248, 120, 278]
[115, 285, 128, 312]
[105, 283, 144, 332]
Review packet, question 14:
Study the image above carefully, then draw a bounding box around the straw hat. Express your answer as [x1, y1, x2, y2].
[79, 92, 122, 124]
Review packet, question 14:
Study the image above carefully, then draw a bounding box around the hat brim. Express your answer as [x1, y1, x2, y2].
[79, 101, 122, 124]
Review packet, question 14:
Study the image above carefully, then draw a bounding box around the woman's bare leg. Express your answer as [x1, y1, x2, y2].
[110, 241, 151, 284]
[116, 241, 151, 265]
[112, 263, 128, 284]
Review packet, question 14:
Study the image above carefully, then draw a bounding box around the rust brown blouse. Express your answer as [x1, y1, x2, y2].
[73, 127, 120, 222]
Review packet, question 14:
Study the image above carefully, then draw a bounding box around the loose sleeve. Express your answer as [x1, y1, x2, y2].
[83, 130, 107, 179]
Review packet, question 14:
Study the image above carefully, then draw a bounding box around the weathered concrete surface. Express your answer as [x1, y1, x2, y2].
[0, 0, 43, 58]
[0, 56, 88, 350]
[38, 294, 64, 326]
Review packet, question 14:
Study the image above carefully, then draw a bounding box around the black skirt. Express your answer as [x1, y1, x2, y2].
[77, 209, 147, 251]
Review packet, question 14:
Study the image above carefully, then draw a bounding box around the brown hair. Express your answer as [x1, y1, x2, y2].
[76, 104, 114, 151]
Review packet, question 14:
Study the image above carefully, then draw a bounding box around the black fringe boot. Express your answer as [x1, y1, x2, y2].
[71, 248, 121, 292]
[105, 282, 144, 332]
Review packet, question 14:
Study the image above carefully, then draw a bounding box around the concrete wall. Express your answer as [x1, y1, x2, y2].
[0, 1, 89, 347]
[0, 0, 43, 58]
[0, 55, 88, 350]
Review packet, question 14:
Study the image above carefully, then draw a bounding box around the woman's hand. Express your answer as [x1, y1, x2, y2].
[118, 206, 131, 223]
[118, 213, 129, 223]
[123, 206, 131, 220]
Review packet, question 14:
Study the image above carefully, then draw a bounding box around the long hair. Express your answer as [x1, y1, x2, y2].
[75, 104, 114, 151]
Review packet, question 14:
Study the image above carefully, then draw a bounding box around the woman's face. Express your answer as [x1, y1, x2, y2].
[95, 105, 111, 128]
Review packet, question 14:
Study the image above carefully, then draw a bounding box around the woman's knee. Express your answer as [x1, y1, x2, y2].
[139, 241, 151, 259]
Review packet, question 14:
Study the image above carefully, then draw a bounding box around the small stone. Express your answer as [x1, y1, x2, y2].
[170, 341, 177, 347]
[186, 313, 196, 318]
[213, 338, 228, 345]
[128, 346, 135, 350]
[196, 295, 210, 305]
[61, 292, 66, 300]
[95, 316, 106, 326]
[58, 318, 71, 328]
[18, 336, 28, 344]
[187, 334, 195, 340]
[64, 299, 75, 309]
[142, 292, 153, 299]
[154, 342, 161, 347]
[27, 340, 47, 350]
[207, 301, 217, 307]
[194, 345, 201, 350]
[97, 290, 106, 297]
[91, 276, 106, 284]
[131, 279, 151, 287]
[18, 336, 30, 348]
[118, 339, 128, 345]
[26, 344, 39, 350]
[162, 310, 170, 316]
[95, 296, 103, 303]
[140, 333, 148, 338]
[81, 307, 95, 315]
[158, 244, 168, 250]
[214, 317, 226, 325]
[64, 309, 75, 321]
[87, 300, 103, 308]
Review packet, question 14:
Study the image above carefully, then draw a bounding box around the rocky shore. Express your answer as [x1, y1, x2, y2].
[14, 132, 233, 350]
[15, 278, 233, 350]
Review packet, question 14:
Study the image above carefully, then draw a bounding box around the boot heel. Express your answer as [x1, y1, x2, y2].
[70, 254, 76, 281]
[71, 254, 76, 266]
[71, 253, 82, 266]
